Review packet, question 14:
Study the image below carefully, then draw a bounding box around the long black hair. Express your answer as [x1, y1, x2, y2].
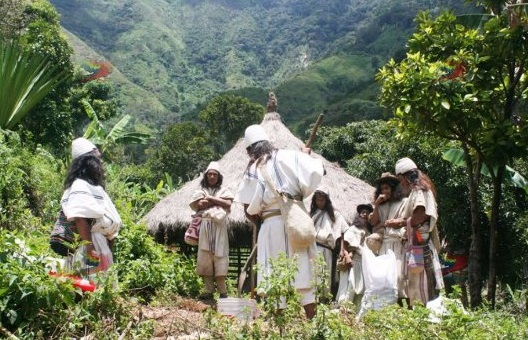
[310, 191, 336, 223]
[200, 171, 223, 189]
[404, 169, 437, 198]
[64, 154, 105, 189]
[245, 140, 277, 173]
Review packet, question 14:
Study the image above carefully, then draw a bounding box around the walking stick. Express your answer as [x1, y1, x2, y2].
[305, 112, 325, 148]
[237, 221, 259, 297]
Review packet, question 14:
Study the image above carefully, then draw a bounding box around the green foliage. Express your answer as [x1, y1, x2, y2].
[198, 94, 265, 154]
[50, 0, 477, 132]
[146, 121, 215, 183]
[0, 230, 76, 337]
[0, 228, 154, 338]
[203, 244, 528, 339]
[113, 222, 202, 301]
[68, 80, 119, 136]
[104, 163, 200, 299]
[14, 0, 76, 152]
[81, 99, 152, 162]
[0, 39, 68, 129]
[377, 8, 528, 305]
[256, 253, 302, 334]
[0, 130, 63, 230]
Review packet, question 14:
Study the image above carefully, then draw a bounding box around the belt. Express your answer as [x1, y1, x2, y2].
[281, 192, 302, 200]
[261, 210, 281, 221]
[316, 242, 333, 251]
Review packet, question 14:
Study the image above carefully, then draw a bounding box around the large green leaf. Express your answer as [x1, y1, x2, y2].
[81, 100, 151, 153]
[0, 40, 68, 129]
[443, 148, 528, 193]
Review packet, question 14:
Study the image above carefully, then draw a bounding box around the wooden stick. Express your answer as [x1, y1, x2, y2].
[0, 325, 19, 340]
[305, 112, 325, 148]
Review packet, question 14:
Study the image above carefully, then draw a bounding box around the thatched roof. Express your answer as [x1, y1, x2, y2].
[145, 112, 374, 235]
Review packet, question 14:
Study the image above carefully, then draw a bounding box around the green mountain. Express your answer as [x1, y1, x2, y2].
[50, 0, 476, 134]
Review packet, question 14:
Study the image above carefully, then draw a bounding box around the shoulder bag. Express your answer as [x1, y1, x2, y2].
[406, 217, 425, 275]
[261, 166, 316, 251]
[184, 213, 202, 246]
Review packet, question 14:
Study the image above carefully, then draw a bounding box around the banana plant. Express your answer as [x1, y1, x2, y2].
[443, 148, 528, 195]
[81, 99, 151, 153]
[0, 40, 68, 129]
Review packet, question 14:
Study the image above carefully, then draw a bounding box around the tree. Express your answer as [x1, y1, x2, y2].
[81, 99, 151, 162]
[198, 94, 265, 154]
[146, 122, 215, 183]
[377, 8, 528, 307]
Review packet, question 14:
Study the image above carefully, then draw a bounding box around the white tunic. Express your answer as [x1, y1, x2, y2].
[190, 186, 234, 258]
[235, 149, 324, 293]
[313, 209, 347, 286]
[336, 225, 366, 306]
[402, 188, 444, 305]
[376, 198, 407, 298]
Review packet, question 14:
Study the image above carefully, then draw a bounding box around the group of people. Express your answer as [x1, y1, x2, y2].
[188, 123, 444, 320]
[53, 125, 444, 320]
[332, 161, 444, 312]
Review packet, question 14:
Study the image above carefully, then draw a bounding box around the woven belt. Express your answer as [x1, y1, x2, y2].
[281, 192, 302, 200]
[261, 210, 281, 221]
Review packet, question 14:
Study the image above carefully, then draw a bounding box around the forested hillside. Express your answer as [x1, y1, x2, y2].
[50, 0, 476, 133]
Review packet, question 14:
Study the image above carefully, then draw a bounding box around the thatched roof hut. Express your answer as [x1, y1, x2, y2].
[145, 111, 374, 247]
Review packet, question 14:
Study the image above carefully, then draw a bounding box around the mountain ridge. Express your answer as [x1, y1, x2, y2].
[51, 0, 476, 133]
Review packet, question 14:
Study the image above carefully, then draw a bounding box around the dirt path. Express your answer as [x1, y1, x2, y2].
[141, 298, 215, 339]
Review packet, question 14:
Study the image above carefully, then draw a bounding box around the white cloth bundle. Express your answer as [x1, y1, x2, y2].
[61, 179, 121, 240]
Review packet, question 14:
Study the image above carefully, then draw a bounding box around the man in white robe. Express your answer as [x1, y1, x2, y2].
[235, 124, 324, 319]
[190, 161, 234, 300]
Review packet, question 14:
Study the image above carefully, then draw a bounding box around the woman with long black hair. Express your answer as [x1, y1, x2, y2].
[309, 187, 347, 296]
[385, 157, 444, 306]
[51, 138, 121, 276]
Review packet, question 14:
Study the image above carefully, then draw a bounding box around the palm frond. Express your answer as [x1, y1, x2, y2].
[0, 40, 68, 129]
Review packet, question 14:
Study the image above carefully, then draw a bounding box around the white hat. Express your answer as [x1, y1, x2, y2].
[244, 124, 269, 148]
[395, 157, 417, 175]
[205, 161, 221, 174]
[72, 138, 97, 160]
[314, 185, 330, 197]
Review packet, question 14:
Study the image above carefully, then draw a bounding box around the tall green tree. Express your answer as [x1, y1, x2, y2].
[198, 94, 265, 154]
[146, 122, 215, 183]
[377, 7, 528, 307]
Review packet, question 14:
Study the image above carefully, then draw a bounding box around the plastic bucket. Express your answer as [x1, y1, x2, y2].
[217, 297, 258, 321]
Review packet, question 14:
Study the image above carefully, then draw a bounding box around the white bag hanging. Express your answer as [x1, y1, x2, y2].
[357, 246, 398, 320]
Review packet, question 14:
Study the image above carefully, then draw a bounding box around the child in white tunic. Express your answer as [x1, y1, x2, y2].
[235, 124, 324, 319]
[336, 204, 372, 307]
[309, 187, 348, 296]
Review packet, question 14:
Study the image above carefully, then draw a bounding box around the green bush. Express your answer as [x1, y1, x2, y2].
[0, 130, 63, 230]
[113, 222, 202, 301]
[0, 230, 75, 337]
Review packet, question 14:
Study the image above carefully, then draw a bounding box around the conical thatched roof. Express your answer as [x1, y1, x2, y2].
[145, 112, 374, 236]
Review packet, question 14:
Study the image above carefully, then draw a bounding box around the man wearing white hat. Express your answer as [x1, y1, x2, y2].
[235, 124, 325, 319]
[386, 157, 444, 307]
[189, 161, 234, 300]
